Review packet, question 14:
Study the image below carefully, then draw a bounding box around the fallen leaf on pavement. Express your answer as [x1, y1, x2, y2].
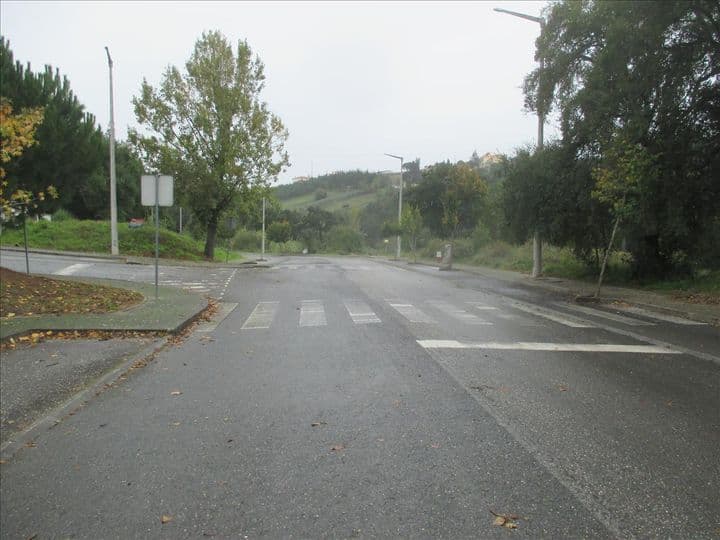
[161, 515, 173, 524]
[170, 390, 183, 396]
[491, 510, 520, 529]
[558, 384, 569, 392]
[330, 444, 346, 452]
[311, 421, 327, 427]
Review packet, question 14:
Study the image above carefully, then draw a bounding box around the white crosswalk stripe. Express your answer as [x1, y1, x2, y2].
[299, 300, 327, 327]
[417, 340, 680, 354]
[507, 300, 596, 328]
[427, 300, 492, 325]
[344, 300, 381, 324]
[386, 300, 436, 323]
[554, 302, 655, 326]
[242, 302, 279, 329]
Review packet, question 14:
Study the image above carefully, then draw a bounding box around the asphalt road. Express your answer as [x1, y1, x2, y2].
[1, 253, 718, 538]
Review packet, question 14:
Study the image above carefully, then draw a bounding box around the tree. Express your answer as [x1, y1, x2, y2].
[130, 31, 289, 259]
[524, 1, 720, 277]
[267, 220, 291, 243]
[401, 205, 422, 262]
[296, 206, 337, 252]
[592, 138, 657, 295]
[1, 38, 105, 218]
[0, 98, 57, 218]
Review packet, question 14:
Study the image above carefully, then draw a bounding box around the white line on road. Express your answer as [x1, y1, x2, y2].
[242, 302, 279, 329]
[196, 302, 238, 333]
[610, 305, 707, 326]
[344, 300, 381, 324]
[417, 340, 680, 354]
[53, 263, 91, 276]
[427, 300, 492, 325]
[508, 300, 596, 328]
[386, 300, 436, 323]
[555, 302, 655, 326]
[299, 300, 327, 327]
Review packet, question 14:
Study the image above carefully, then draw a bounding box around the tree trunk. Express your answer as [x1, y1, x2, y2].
[595, 215, 621, 298]
[204, 217, 218, 260]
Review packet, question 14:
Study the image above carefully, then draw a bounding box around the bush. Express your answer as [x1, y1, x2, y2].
[314, 189, 328, 201]
[452, 238, 475, 259]
[472, 223, 491, 250]
[232, 229, 261, 251]
[267, 220, 291, 243]
[52, 208, 75, 222]
[269, 240, 304, 254]
[326, 225, 363, 254]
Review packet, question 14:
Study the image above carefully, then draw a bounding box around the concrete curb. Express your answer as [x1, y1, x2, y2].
[0, 337, 167, 461]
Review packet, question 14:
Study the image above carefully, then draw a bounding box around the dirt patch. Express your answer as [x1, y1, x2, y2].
[669, 292, 720, 305]
[0, 267, 144, 318]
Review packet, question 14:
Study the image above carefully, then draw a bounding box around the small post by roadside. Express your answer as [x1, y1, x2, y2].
[22, 212, 30, 275]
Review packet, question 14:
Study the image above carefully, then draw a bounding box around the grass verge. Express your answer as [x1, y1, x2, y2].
[0, 220, 243, 263]
[0, 267, 144, 318]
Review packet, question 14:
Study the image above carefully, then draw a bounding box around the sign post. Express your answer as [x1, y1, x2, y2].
[141, 175, 174, 300]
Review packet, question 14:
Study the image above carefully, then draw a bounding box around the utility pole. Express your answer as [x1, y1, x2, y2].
[494, 7, 545, 277]
[105, 46, 119, 255]
[385, 153, 404, 259]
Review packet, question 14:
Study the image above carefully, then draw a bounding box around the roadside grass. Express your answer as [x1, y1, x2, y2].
[0, 220, 243, 262]
[0, 267, 143, 318]
[280, 189, 375, 212]
[460, 240, 719, 301]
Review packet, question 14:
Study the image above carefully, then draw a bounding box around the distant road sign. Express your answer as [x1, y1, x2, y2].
[141, 175, 174, 206]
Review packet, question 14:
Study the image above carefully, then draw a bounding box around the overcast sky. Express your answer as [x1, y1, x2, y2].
[2, 0, 556, 184]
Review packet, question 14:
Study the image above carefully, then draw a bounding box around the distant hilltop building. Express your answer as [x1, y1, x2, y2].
[292, 176, 310, 183]
[480, 152, 503, 165]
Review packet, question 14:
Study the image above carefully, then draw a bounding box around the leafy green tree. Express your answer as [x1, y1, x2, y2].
[592, 138, 658, 294]
[297, 206, 337, 252]
[130, 31, 289, 259]
[1, 38, 106, 218]
[326, 225, 363, 254]
[525, 1, 720, 276]
[267, 220, 291, 243]
[401, 205, 423, 262]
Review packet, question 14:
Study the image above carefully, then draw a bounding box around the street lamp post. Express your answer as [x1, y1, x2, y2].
[105, 46, 119, 256]
[385, 153, 404, 259]
[494, 7, 545, 278]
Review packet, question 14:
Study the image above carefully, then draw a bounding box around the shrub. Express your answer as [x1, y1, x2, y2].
[232, 229, 261, 251]
[326, 225, 363, 254]
[472, 223, 491, 250]
[269, 240, 304, 254]
[452, 238, 475, 259]
[52, 208, 75, 222]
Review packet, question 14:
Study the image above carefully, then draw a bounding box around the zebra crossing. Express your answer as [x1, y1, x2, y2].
[229, 297, 700, 331]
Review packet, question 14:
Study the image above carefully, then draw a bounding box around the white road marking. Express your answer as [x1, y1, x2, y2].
[53, 263, 91, 276]
[344, 300, 381, 324]
[299, 300, 327, 327]
[196, 302, 238, 333]
[417, 340, 680, 354]
[242, 302, 279, 329]
[555, 302, 655, 326]
[508, 300, 595, 328]
[387, 300, 436, 323]
[427, 300, 492, 325]
[465, 302, 499, 310]
[610, 305, 707, 326]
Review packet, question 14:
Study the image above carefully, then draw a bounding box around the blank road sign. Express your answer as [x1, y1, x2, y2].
[141, 175, 174, 206]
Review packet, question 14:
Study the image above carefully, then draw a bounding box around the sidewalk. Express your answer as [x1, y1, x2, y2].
[385, 258, 719, 326]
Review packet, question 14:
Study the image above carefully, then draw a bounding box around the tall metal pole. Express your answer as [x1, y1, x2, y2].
[261, 197, 266, 260]
[397, 157, 403, 259]
[385, 153, 404, 260]
[105, 47, 119, 256]
[155, 175, 159, 300]
[493, 8, 545, 278]
[179, 207, 183, 233]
